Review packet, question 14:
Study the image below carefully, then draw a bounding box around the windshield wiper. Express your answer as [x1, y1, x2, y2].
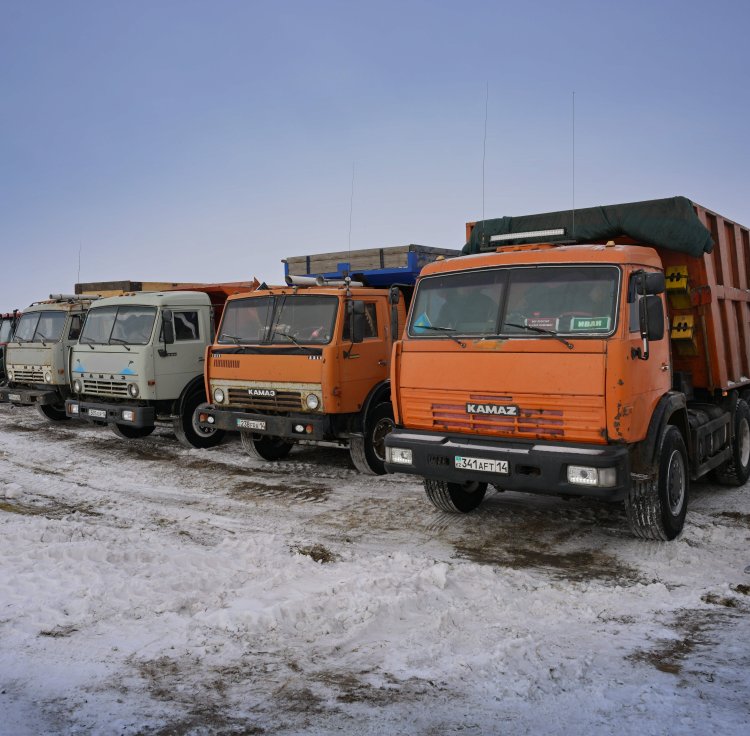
[79, 335, 96, 349]
[504, 322, 574, 350]
[35, 332, 48, 347]
[109, 337, 131, 351]
[220, 333, 244, 344]
[275, 332, 315, 354]
[415, 324, 466, 348]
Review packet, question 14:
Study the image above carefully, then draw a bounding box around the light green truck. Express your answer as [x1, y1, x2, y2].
[0, 296, 93, 420]
[64, 284, 256, 447]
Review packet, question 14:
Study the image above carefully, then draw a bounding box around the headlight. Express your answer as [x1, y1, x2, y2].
[567, 465, 617, 488]
[213, 388, 225, 404]
[44, 371, 52, 383]
[305, 393, 320, 410]
[7, 370, 13, 380]
[127, 383, 139, 398]
[386, 447, 413, 465]
[72, 379, 82, 393]
[121, 410, 135, 422]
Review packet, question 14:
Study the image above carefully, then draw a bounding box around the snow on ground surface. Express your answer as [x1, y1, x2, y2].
[1, 404, 749, 736]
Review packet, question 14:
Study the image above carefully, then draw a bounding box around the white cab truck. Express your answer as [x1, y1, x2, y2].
[0, 297, 93, 420]
[64, 285, 256, 447]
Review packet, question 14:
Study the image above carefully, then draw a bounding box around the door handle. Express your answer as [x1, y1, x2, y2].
[378, 359, 387, 367]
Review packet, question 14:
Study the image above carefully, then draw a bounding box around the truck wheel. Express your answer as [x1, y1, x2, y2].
[112, 423, 155, 440]
[37, 403, 70, 422]
[173, 392, 225, 449]
[711, 399, 750, 486]
[423, 478, 487, 513]
[349, 402, 394, 475]
[625, 425, 688, 541]
[240, 431, 294, 461]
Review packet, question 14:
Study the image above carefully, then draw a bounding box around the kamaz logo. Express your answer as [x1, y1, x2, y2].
[466, 403, 519, 416]
[249, 388, 276, 397]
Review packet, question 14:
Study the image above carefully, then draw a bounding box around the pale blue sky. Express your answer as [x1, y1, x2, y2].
[2, 0, 749, 308]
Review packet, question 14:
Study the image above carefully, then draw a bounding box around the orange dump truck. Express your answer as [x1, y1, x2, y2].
[197, 245, 457, 472]
[384, 197, 750, 540]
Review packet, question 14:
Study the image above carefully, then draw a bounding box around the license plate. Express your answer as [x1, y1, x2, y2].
[237, 418, 266, 430]
[8, 393, 21, 402]
[454, 456, 509, 474]
[88, 408, 107, 419]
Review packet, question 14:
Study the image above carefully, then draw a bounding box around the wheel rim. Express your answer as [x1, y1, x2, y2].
[666, 448, 686, 515]
[738, 417, 750, 468]
[371, 417, 394, 462]
[192, 412, 216, 437]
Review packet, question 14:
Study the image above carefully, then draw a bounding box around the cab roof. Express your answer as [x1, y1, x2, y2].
[88, 291, 212, 309]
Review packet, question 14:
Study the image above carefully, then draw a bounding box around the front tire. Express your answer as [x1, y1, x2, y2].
[625, 425, 688, 540]
[349, 402, 394, 475]
[711, 399, 750, 486]
[37, 403, 70, 422]
[240, 431, 294, 461]
[112, 423, 155, 440]
[173, 391, 225, 449]
[423, 478, 487, 513]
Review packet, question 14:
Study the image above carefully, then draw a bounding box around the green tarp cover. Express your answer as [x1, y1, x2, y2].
[463, 196, 714, 257]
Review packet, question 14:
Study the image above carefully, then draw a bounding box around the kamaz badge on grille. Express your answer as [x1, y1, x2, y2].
[248, 388, 276, 397]
[465, 403, 519, 416]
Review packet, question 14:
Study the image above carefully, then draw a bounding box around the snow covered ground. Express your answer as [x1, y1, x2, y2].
[1, 404, 749, 735]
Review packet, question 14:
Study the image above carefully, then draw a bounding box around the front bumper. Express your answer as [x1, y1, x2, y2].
[384, 429, 630, 501]
[0, 385, 62, 406]
[65, 399, 155, 428]
[197, 403, 332, 441]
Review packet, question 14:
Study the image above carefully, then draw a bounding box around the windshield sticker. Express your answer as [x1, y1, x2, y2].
[525, 317, 557, 330]
[570, 316, 611, 331]
[412, 312, 432, 333]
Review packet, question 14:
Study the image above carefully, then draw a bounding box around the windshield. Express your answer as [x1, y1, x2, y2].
[0, 320, 12, 343]
[409, 266, 619, 338]
[13, 311, 67, 343]
[80, 305, 157, 345]
[218, 295, 338, 345]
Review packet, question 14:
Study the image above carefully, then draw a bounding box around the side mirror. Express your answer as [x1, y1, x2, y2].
[161, 309, 175, 345]
[347, 300, 365, 344]
[634, 294, 664, 360]
[631, 270, 666, 297]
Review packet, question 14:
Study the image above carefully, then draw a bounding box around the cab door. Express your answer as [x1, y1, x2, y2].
[338, 298, 390, 413]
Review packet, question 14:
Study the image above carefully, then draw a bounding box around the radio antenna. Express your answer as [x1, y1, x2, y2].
[572, 91, 576, 240]
[481, 82, 489, 244]
[348, 163, 355, 271]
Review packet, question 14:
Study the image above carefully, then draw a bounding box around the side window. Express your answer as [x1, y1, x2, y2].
[343, 302, 379, 340]
[69, 315, 82, 340]
[174, 311, 200, 341]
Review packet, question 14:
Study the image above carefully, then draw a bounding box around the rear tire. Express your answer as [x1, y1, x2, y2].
[112, 423, 155, 440]
[173, 391, 225, 449]
[423, 478, 487, 513]
[711, 399, 750, 486]
[37, 403, 70, 422]
[349, 402, 394, 475]
[625, 425, 688, 540]
[240, 431, 294, 461]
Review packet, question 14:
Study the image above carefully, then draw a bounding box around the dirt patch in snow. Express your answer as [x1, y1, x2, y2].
[0, 498, 101, 519]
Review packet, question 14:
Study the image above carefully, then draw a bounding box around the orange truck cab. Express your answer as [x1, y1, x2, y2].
[384, 197, 750, 540]
[197, 245, 457, 473]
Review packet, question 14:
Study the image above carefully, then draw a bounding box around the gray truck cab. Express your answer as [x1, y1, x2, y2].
[65, 290, 222, 447]
[0, 297, 90, 420]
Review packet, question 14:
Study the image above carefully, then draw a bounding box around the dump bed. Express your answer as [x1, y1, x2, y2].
[284, 245, 459, 286]
[660, 203, 750, 393]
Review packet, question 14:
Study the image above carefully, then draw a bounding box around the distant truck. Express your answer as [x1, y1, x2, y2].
[197, 245, 457, 473]
[385, 197, 750, 540]
[0, 311, 21, 383]
[1, 296, 95, 420]
[64, 282, 258, 447]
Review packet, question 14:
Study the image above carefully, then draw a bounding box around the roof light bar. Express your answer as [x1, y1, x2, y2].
[490, 228, 566, 243]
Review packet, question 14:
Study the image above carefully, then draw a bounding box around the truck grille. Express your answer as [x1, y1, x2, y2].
[227, 388, 302, 411]
[11, 367, 44, 382]
[400, 388, 606, 444]
[83, 379, 129, 398]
